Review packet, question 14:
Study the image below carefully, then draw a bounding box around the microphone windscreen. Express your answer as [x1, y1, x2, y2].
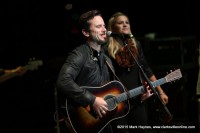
[106, 31, 112, 36]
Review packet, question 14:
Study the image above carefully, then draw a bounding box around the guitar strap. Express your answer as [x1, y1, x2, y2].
[105, 59, 131, 99]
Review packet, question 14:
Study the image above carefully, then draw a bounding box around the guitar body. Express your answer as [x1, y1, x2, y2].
[66, 81, 130, 133]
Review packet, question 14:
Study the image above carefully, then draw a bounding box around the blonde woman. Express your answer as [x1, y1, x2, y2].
[105, 12, 169, 133]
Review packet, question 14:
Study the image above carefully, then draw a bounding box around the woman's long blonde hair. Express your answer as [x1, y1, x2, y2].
[107, 12, 137, 59]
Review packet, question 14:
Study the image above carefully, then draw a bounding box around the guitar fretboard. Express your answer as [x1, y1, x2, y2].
[115, 77, 167, 103]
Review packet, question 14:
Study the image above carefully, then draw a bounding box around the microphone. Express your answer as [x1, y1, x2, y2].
[106, 31, 133, 39]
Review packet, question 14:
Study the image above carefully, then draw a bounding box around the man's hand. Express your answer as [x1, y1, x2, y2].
[93, 97, 108, 118]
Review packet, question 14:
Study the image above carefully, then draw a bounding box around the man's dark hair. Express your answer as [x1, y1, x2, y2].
[79, 10, 101, 31]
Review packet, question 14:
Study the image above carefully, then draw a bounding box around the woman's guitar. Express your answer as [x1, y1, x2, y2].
[65, 69, 182, 133]
[0, 59, 43, 83]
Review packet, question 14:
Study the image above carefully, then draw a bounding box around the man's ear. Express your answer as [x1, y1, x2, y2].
[82, 29, 89, 37]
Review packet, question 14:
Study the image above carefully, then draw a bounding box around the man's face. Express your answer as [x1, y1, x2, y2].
[87, 16, 107, 45]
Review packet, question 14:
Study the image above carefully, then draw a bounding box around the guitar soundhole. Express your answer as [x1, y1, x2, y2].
[105, 95, 117, 111]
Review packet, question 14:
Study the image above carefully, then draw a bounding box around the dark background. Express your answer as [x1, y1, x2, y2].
[0, 0, 199, 132]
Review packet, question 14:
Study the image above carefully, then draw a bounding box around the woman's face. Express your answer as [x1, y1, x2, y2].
[113, 15, 131, 34]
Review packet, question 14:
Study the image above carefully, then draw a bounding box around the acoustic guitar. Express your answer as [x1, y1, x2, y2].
[66, 69, 182, 133]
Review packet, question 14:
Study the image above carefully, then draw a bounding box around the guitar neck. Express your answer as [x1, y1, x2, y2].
[0, 65, 28, 84]
[0, 60, 43, 84]
[23, 65, 32, 71]
[115, 77, 166, 103]
[0, 71, 19, 83]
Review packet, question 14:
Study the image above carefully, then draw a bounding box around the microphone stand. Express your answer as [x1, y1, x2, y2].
[121, 35, 173, 122]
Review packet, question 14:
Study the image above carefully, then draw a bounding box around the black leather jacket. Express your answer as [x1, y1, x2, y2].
[56, 43, 114, 107]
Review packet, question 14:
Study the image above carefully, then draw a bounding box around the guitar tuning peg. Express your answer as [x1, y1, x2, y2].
[28, 57, 36, 62]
